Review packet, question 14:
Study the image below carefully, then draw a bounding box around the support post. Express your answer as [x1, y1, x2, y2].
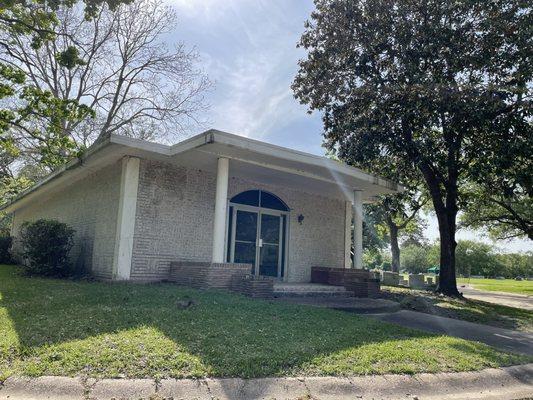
[344, 201, 352, 268]
[212, 157, 229, 263]
[352, 190, 363, 269]
[113, 156, 140, 280]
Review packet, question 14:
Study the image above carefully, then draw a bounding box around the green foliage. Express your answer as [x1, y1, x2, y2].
[400, 240, 532, 278]
[362, 207, 389, 251]
[293, 0, 532, 295]
[455, 240, 503, 278]
[461, 183, 532, 241]
[0, 0, 130, 206]
[0, 235, 12, 263]
[400, 245, 431, 274]
[55, 46, 86, 69]
[456, 240, 533, 279]
[20, 219, 75, 277]
[363, 248, 391, 270]
[496, 253, 533, 280]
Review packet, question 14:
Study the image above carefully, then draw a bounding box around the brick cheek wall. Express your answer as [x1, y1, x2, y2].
[10, 162, 121, 279]
[131, 160, 346, 283]
[168, 261, 250, 289]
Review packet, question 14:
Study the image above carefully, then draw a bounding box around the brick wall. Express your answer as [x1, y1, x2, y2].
[131, 159, 346, 282]
[168, 261, 250, 289]
[11, 162, 121, 279]
[131, 161, 216, 281]
[168, 261, 273, 298]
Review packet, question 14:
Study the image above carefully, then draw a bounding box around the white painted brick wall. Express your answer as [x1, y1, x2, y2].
[11, 162, 121, 278]
[131, 160, 345, 282]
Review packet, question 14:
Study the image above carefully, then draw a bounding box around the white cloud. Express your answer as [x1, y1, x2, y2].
[166, 0, 319, 143]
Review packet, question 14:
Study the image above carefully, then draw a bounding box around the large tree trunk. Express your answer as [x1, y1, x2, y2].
[435, 209, 460, 296]
[387, 219, 400, 273]
[419, 161, 461, 297]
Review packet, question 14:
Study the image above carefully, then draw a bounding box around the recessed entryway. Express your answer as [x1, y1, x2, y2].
[226, 190, 289, 279]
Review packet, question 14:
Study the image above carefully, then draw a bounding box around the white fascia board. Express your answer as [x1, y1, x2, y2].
[110, 130, 401, 193]
[109, 134, 171, 155]
[200, 129, 403, 192]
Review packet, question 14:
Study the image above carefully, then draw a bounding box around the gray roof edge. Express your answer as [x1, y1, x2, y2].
[2, 129, 403, 213]
[0, 136, 113, 213]
[203, 129, 403, 192]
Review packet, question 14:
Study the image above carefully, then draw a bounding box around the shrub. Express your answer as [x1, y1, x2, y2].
[381, 261, 392, 271]
[20, 219, 75, 277]
[0, 235, 12, 263]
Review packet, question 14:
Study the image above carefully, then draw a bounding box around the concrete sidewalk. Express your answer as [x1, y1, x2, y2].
[368, 309, 533, 356]
[1, 364, 532, 400]
[460, 285, 533, 311]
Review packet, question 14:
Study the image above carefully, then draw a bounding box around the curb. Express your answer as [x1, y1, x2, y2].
[1, 363, 532, 400]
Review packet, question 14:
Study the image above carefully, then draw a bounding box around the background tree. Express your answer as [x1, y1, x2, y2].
[366, 189, 426, 273]
[400, 243, 433, 274]
[0, 0, 133, 152]
[293, 0, 532, 296]
[1, 0, 209, 171]
[0, 0, 130, 205]
[0, 0, 210, 209]
[2, 0, 210, 146]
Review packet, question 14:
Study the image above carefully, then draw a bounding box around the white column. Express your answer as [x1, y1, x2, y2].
[212, 157, 229, 263]
[352, 190, 363, 269]
[113, 156, 140, 280]
[344, 201, 352, 268]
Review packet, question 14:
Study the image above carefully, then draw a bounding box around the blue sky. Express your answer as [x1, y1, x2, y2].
[167, 0, 532, 253]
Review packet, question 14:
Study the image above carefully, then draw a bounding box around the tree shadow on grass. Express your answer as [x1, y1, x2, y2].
[0, 265, 526, 381]
[380, 287, 533, 332]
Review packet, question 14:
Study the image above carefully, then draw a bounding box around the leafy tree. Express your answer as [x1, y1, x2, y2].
[366, 191, 427, 273]
[461, 184, 532, 241]
[293, 0, 532, 296]
[462, 99, 532, 241]
[400, 244, 430, 274]
[0, 0, 132, 203]
[497, 252, 533, 279]
[455, 240, 503, 278]
[1, 0, 210, 146]
[1, 0, 209, 207]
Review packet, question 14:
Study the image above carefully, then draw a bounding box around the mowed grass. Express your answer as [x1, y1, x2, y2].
[458, 278, 533, 296]
[381, 286, 533, 333]
[0, 265, 529, 380]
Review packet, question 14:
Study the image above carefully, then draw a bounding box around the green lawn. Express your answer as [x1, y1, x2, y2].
[458, 278, 533, 295]
[0, 265, 529, 381]
[381, 286, 533, 332]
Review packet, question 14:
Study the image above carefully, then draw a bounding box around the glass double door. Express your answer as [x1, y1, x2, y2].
[230, 207, 284, 278]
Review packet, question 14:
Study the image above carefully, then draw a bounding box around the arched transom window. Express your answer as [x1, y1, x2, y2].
[230, 190, 289, 211]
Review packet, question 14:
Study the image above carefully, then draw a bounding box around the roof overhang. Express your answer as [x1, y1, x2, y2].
[2, 129, 403, 213]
